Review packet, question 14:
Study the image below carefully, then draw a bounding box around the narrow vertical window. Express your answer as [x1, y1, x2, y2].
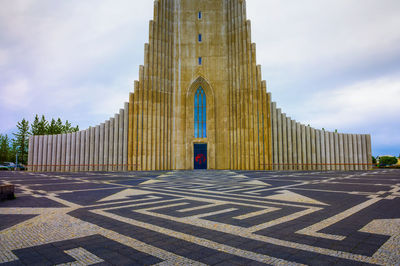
[198, 57, 202, 65]
[198, 11, 202, 19]
[194, 87, 206, 138]
[198, 34, 202, 42]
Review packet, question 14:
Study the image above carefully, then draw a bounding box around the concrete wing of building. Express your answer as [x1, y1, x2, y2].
[28, 0, 372, 172]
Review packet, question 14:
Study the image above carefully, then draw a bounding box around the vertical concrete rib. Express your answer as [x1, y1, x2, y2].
[104, 121, 110, 172]
[109, 118, 114, 171]
[42, 135, 48, 172]
[305, 126, 311, 171]
[70, 133, 76, 172]
[84, 129, 90, 171]
[56, 134, 62, 172]
[37, 136, 43, 172]
[52, 135, 57, 172]
[46, 135, 52, 172]
[65, 133, 71, 172]
[296, 123, 302, 171]
[339, 133, 345, 171]
[277, 108, 283, 170]
[348, 134, 354, 171]
[343, 134, 349, 171]
[325, 131, 330, 171]
[366, 134, 372, 169]
[118, 109, 124, 171]
[89, 127, 95, 171]
[271, 102, 278, 170]
[28, 136, 34, 171]
[75, 131, 80, 172]
[334, 133, 340, 171]
[352, 134, 358, 170]
[94, 125, 100, 172]
[320, 130, 326, 171]
[113, 114, 119, 171]
[329, 132, 335, 171]
[282, 113, 287, 171]
[291, 120, 298, 170]
[99, 124, 104, 171]
[315, 130, 321, 171]
[311, 128, 316, 171]
[124, 103, 129, 171]
[287, 117, 293, 171]
[79, 130, 85, 172]
[61, 134, 67, 172]
[361, 134, 367, 170]
[357, 134, 363, 171]
[301, 125, 306, 171]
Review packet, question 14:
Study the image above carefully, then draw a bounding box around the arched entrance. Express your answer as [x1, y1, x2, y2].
[185, 76, 215, 170]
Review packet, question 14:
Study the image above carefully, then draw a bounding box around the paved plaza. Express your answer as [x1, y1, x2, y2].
[1, 169, 400, 265]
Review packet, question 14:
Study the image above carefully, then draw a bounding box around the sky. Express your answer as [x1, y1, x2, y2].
[0, 0, 399, 157]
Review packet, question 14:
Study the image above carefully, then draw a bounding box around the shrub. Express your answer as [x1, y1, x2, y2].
[379, 156, 398, 167]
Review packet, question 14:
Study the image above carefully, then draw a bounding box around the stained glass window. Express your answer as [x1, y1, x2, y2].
[194, 87, 206, 138]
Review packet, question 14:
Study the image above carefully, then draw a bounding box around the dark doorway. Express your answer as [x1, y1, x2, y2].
[194, 143, 207, 169]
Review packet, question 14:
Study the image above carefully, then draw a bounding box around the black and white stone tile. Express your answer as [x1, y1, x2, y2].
[1, 169, 400, 265]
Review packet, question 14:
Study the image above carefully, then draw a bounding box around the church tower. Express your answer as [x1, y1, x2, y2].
[28, 0, 372, 172]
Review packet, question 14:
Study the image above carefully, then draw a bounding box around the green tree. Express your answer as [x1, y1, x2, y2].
[379, 156, 398, 167]
[0, 134, 10, 162]
[62, 120, 79, 133]
[13, 119, 30, 164]
[372, 156, 377, 164]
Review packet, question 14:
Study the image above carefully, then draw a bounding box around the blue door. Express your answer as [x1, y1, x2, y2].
[194, 144, 207, 169]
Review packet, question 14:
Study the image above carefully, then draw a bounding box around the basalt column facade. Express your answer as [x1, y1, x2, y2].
[28, 0, 372, 171]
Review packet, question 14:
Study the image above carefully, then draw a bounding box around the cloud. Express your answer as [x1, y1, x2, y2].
[0, 78, 31, 109]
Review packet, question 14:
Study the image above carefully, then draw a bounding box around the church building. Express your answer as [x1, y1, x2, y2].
[28, 0, 372, 172]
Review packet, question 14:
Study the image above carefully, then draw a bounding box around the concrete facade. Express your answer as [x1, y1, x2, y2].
[27, 0, 371, 172]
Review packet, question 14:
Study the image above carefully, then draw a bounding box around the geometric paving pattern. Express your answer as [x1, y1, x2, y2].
[1, 169, 400, 265]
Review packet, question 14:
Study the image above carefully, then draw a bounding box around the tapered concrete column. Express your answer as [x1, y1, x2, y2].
[329, 132, 335, 171]
[334, 133, 340, 171]
[80, 130, 86, 172]
[291, 120, 298, 170]
[104, 121, 110, 171]
[282, 113, 287, 171]
[311, 128, 316, 170]
[325, 131, 331, 171]
[74, 132, 80, 172]
[277, 108, 283, 170]
[301, 125, 306, 171]
[56, 134, 62, 172]
[61, 134, 67, 172]
[70, 133, 76, 172]
[32, 136, 38, 172]
[339, 134, 345, 171]
[94, 126, 100, 171]
[109, 118, 114, 171]
[51, 135, 57, 172]
[65, 133, 71, 172]
[42, 135, 48, 172]
[118, 109, 124, 171]
[89, 127, 95, 171]
[348, 134, 354, 171]
[123, 103, 129, 171]
[271, 102, 278, 170]
[99, 123, 105, 171]
[306, 126, 311, 170]
[287, 117, 293, 171]
[315, 130, 321, 171]
[37, 136, 44, 172]
[113, 114, 119, 171]
[85, 129, 90, 171]
[352, 134, 358, 170]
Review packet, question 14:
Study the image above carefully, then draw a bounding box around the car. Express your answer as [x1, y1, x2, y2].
[0, 162, 26, 171]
